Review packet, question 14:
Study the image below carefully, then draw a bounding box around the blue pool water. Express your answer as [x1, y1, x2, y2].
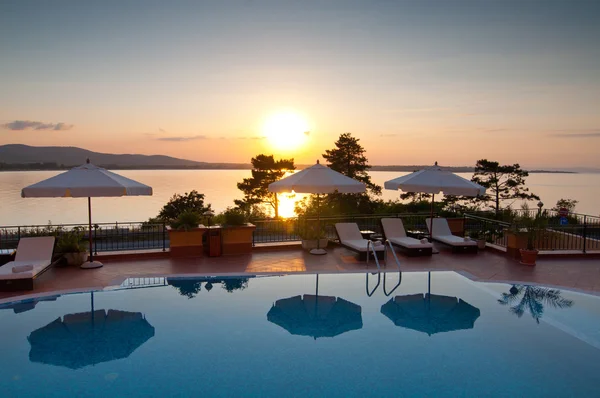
[1, 271, 600, 397]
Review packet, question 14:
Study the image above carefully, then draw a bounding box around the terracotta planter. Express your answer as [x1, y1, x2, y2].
[475, 239, 486, 250]
[506, 231, 528, 260]
[301, 239, 329, 250]
[446, 218, 465, 236]
[64, 252, 88, 266]
[221, 224, 256, 255]
[519, 249, 539, 266]
[167, 226, 207, 257]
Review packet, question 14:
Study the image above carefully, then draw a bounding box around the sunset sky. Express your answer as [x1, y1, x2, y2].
[1, 1, 599, 168]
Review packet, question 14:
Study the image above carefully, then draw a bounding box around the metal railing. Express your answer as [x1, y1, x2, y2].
[252, 212, 436, 245]
[0, 221, 168, 253]
[463, 214, 511, 247]
[464, 212, 600, 253]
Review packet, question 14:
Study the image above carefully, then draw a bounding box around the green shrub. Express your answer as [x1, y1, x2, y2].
[223, 207, 247, 226]
[56, 228, 87, 254]
[170, 210, 201, 231]
[158, 191, 211, 222]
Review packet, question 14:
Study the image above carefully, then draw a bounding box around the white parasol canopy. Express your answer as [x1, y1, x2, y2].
[22, 163, 152, 198]
[384, 162, 485, 244]
[384, 163, 486, 197]
[22, 160, 153, 268]
[269, 160, 366, 194]
[269, 160, 366, 255]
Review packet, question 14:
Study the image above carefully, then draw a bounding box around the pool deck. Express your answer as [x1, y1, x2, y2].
[1, 244, 600, 302]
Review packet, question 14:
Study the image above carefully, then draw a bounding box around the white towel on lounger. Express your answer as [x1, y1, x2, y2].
[13, 264, 34, 273]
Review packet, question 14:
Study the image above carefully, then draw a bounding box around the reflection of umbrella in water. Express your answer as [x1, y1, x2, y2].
[0, 296, 59, 314]
[381, 272, 480, 336]
[27, 292, 155, 369]
[267, 275, 363, 339]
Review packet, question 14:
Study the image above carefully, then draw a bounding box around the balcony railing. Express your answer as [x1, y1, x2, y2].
[1, 210, 598, 254]
[0, 221, 167, 254]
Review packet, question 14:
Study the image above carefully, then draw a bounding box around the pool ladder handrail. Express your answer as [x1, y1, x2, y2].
[366, 271, 402, 297]
[366, 239, 401, 271]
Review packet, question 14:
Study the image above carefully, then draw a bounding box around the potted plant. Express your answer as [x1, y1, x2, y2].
[467, 230, 486, 250]
[167, 210, 207, 257]
[219, 208, 256, 255]
[518, 213, 547, 266]
[298, 219, 328, 250]
[56, 228, 89, 266]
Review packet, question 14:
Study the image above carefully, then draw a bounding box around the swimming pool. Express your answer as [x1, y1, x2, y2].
[1, 271, 599, 397]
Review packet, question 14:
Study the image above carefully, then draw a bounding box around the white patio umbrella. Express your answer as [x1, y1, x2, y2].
[22, 160, 153, 269]
[269, 160, 366, 255]
[384, 162, 485, 240]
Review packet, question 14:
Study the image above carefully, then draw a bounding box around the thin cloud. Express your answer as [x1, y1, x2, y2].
[479, 128, 507, 133]
[549, 131, 600, 138]
[236, 136, 266, 140]
[380, 133, 398, 137]
[157, 135, 207, 142]
[2, 120, 74, 131]
[159, 128, 167, 133]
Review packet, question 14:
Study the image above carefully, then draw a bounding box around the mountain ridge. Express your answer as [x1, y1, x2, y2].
[0, 144, 581, 173]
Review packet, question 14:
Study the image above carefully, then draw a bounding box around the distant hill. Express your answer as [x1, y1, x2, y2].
[0, 144, 251, 169]
[0, 144, 579, 173]
[369, 165, 576, 174]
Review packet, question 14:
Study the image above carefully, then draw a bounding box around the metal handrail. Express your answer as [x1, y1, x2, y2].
[365, 272, 381, 297]
[383, 239, 401, 270]
[383, 271, 402, 297]
[366, 240, 381, 270]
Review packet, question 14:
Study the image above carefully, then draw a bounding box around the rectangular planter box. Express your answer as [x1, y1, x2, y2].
[506, 231, 528, 260]
[167, 226, 207, 257]
[221, 224, 256, 255]
[446, 218, 465, 236]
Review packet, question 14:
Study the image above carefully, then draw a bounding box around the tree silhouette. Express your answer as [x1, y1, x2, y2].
[169, 280, 202, 299]
[498, 285, 573, 323]
[471, 159, 540, 215]
[235, 154, 295, 218]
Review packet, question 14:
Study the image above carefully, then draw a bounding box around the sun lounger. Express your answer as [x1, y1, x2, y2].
[426, 218, 478, 253]
[334, 223, 385, 260]
[381, 218, 433, 256]
[0, 236, 56, 291]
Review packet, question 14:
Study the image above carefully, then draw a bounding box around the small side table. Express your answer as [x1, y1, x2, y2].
[360, 230, 376, 240]
[0, 249, 16, 266]
[369, 233, 383, 242]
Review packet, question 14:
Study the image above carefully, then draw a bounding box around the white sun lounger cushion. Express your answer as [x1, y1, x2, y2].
[381, 218, 433, 249]
[0, 236, 55, 280]
[335, 223, 384, 253]
[389, 237, 433, 249]
[425, 218, 477, 247]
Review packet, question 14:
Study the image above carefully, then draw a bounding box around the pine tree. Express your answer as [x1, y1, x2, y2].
[235, 154, 295, 218]
[322, 133, 381, 195]
[471, 159, 540, 215]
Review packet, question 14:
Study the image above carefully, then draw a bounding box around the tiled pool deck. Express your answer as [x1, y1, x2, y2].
[2, 244, 600, 302]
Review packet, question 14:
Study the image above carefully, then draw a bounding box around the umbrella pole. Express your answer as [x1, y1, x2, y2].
[88, 197, 93, 262]
[310, 194, 327, 255]
[429, 194, 435, 240]
[80, 197, 103, 269]
[429, 195, 440, 254]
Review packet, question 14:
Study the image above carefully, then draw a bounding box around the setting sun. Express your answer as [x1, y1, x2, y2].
[263, 112, 309, 152]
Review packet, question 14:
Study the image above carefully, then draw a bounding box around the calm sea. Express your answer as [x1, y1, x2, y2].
[0, 170, 598, 226]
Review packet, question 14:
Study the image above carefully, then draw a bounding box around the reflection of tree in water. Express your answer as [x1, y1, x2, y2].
[168, 278, 249, 297]
[221, 278, 249, 293]
[498, 285, 574, 323]
[169, 280, 202, 299]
